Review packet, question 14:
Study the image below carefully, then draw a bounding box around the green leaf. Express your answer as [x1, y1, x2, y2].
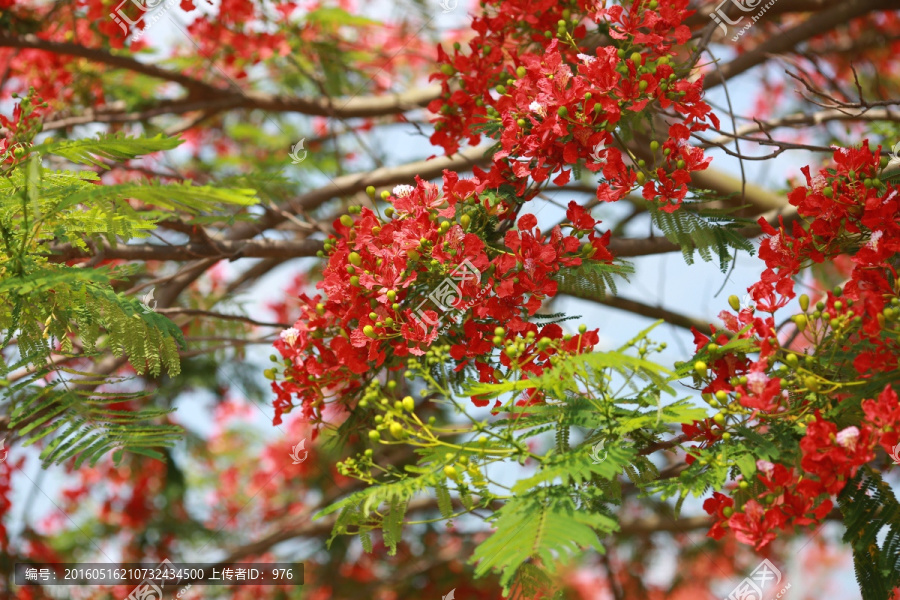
[33, 133, 182, 168]
[471, 488, 617, 587]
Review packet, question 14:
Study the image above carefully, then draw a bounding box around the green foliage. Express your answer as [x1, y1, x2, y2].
[0, 131, 259, 467]
[470, 487, 617, 587]
[649, 201, 755, 271]
[5, 362, 181, 467]
[30, 133, 182, 168]
[508, 563, 565, 600]
[838, 467, 900, 600]
[553, 259, 634, 301]
[322, 324, 711, 592]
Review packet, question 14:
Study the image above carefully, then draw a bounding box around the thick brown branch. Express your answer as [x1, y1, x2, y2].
[42, 86, 443, 130]
[704, 106, 900, 148]
[47, 238, 323, 262]
[227, 146, 490, 240]
[564, 292, 710, 332]
[0, 34, 217, 96]
[703, 0, 895, 89]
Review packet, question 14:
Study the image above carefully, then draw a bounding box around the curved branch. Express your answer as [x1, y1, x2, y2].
[0, 34, 218, 96]
[47, 238, 323, 262]
[41, 85, 443, 130]
[227, 145, 491, 240]
[703, 106, 900, 149]
[703, 0, 895, 90]
[563, 292, 710, 332]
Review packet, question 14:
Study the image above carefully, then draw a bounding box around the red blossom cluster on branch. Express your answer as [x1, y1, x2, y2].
[271, 175, 612, 424]
[698, 142, 900, 549]
[429, 0, 717, 211]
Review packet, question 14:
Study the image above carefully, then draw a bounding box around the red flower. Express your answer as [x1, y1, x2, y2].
[702, 492, 734, 540]
[800, 419, 876, 494]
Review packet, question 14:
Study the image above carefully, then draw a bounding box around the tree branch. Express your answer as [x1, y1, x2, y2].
[47, 238, 323, 262]
[703, 0, 895, 90]
[0, 34, 217, 96]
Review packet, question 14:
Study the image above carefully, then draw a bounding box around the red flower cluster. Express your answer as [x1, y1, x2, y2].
[429, 0, 717, 212]
[0, 92, 47, 164]
[272, 176, 611, 424]
[698, 142, 900, 549]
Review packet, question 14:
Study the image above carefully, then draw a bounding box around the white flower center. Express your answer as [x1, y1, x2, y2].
[280, 327, 300, 346]
[393, 184, 415, 198]
[836, 426, 860, 450]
